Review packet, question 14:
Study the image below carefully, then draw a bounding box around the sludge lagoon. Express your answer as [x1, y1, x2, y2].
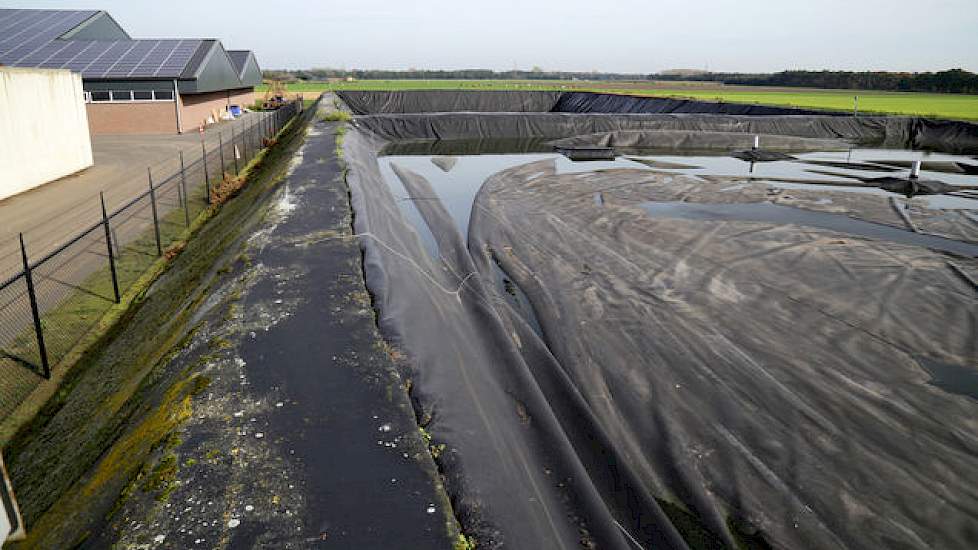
[341, 90, 978, 550]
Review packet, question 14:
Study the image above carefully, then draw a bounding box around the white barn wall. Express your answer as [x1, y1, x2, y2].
[0, 68, 93, 201]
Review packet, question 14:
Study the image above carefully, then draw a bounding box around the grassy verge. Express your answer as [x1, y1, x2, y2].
[2, 102, 317, 547]
[258, 80, 978, 121]
[0, 108, 305, 438]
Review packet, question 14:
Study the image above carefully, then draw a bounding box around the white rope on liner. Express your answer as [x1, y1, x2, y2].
[314, 231, 478, 303]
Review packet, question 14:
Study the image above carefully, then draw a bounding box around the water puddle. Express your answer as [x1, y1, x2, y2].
[379, 148, 978, 251]
[916, 356, 978, 401]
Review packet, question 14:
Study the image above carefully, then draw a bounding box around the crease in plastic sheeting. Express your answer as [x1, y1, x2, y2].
[339, 96, 978, 550]
[345, 129, 689, 550]
[466, 159, 978, 550]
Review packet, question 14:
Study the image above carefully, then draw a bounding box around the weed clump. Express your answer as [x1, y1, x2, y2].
[164, 240, 186, 262]
[321, 110, 352, 123]
[454, 533, 477, 550]
[211, 172, 248, 206]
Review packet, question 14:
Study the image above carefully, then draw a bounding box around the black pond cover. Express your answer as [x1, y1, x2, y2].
[340, 91, 978, 549]
[339, 90, 978, 153]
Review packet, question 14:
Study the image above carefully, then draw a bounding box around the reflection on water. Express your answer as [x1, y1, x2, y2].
[378, 148, 978, 248]
[917, 356, 978, 401]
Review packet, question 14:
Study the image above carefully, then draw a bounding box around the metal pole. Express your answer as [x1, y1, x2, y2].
[19, 233, 49, 378]
[112, 227, 121, 257]
[231, 125, 239, 174]
[854, 95, 859, 117]
[219, 132, 227, 176]
[148, 168, 162, 256]
[100, 192, 121, 303]
[201, 134, 211, 205]
[179, 151, 190, 226]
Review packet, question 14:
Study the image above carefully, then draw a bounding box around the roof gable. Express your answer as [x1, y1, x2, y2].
[179, 41, 245, 93]
[227, 50, 262, 87]
[59, 11, 130, 41]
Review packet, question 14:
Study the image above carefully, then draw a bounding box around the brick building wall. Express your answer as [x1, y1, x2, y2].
[177, 88, 256, 133]
[83, 87, 256, 135]
[86, 101, 178, 135]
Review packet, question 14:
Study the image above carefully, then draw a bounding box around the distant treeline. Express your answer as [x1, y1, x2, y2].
[263, 68, 978, 94]
[263, 68, 647, 82]
[656, 69, 978, 94]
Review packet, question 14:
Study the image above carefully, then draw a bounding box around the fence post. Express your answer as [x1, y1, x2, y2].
[100, 192, 121, 303]
[231, 125, 239, 174]
[148, 168, 162, 256]
[201, 135, 211, 205]
[19, 233, 49, 378]
[219, 132, 227, 176]
[179, 151, 190, 226]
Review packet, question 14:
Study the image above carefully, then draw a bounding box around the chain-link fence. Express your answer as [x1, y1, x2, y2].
[0, 100, 303, 415]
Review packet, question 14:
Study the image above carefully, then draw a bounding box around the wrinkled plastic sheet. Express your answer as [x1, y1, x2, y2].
[341, 90, 978, 153]
[354, 112, 922, 150]
[341, 94, 978, 549]
[346, 125, 978, 549]
[339, 90, 563, 115]
[547, 130, 849, 152]
[553, 91, 836, 116]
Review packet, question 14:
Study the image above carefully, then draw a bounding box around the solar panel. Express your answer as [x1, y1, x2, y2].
[0, 9, 216, 81]
[102, 41, 151, 77]
[157, 41, 199, 76]
[0, 10, 97, 64]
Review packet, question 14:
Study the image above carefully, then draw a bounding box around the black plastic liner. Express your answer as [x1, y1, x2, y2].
[339, 91, 978, 549]
[547, 130, 848, 152]
[356, 112, 916, 149]
[553, 91, 836, 116]
[340, 90, 563, 115]
[340, 90, 978, 153]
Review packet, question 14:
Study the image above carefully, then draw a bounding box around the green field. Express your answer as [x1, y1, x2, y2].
[260, 79, 978, 121]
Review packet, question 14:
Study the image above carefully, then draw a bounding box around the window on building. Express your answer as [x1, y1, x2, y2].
[90, 91, 111, 102]
[133, 90, 154, 100]
[110, 90, 133, 101]
[154, 90, 174, 100]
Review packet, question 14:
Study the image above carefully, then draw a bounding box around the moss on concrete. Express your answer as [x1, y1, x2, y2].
[2, 100, 319, 547]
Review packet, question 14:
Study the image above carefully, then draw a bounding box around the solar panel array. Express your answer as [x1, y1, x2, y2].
[0, 9, 97, 61]
[0, 10, 204, 79]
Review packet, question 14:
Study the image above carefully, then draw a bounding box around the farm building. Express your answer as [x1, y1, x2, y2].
[0, 8, 263, 134]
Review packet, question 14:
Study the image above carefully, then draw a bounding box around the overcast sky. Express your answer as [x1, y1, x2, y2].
[8, 0, 978, 73]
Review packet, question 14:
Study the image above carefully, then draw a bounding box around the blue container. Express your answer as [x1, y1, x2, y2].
[229, 105, 242, 117]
